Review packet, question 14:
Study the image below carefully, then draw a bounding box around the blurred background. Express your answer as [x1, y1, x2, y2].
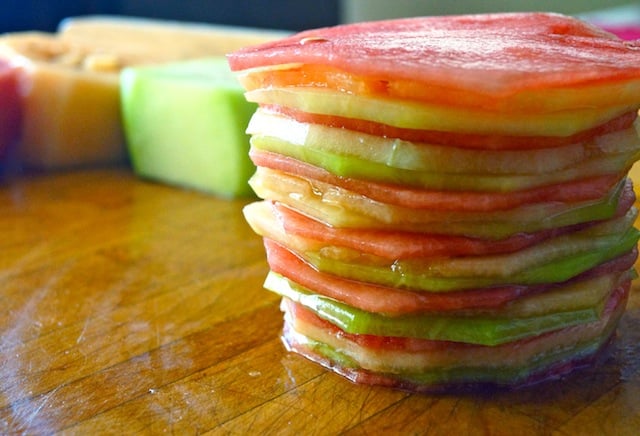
[0, 0, 638, 33]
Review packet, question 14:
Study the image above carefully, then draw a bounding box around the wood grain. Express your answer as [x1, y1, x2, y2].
[0, 169, 638, 435]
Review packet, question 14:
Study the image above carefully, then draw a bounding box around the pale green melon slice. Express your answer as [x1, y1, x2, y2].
[268, 273, 624, 345]
[282, 287, 624, 371]
[250, 140, 638, 192]
[281, 294, 625, 386]
[121, 57, 257, 197]
[247, 108, 640, 176]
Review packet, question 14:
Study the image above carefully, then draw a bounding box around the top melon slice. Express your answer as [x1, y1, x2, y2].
[228, 13, 640, 115]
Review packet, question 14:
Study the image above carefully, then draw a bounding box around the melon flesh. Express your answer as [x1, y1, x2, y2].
[0, 20, 286, 169]
[282, 287, 625, 371]
[244, 198, 637, 263]
[271, 106, 639, 151]
[236, 62, 640, 113]
[249, 140, 638, 192]
[0, 32, 126, 168]
[59, 15, 290, 63]
[269, 275, 629, 346]
[121, 58, 257, 197]
[245, 87, 636, 138]
[280, 280, 627, 390]
[247, 108, 640, 175]
[261, 236, 638, 314]
[229, 12, 640, 391]
[245, 200, 574, 258]
[250, 149, 621, 212]
[247, 200, 638, 290]
[228, 13, 640, 108]
[248, 167, 633, 238]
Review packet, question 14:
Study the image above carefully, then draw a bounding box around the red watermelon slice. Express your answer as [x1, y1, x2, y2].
[228, 13, 640, 110]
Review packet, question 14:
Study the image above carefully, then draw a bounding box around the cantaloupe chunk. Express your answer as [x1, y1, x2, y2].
[0, 18, 287, 169]
[0, 32, 127, 168]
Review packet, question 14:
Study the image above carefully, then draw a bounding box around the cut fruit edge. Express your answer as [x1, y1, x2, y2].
[278, 277, 628, 391]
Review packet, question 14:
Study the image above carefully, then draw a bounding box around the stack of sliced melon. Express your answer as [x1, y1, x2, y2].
[228, 13, 640, 391]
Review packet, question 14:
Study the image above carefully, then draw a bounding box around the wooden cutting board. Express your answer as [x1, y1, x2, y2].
[1, 169, 638, 435]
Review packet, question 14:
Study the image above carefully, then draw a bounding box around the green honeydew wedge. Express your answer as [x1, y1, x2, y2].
[121, 57, 257, 197]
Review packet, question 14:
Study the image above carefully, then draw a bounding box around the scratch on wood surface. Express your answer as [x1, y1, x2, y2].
[75, 318, 89, 345]
[18, 385, 62, 431]
[0, 261, 73, 433]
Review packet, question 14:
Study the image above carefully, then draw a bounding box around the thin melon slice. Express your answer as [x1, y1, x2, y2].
[250, 150, 621, 212]
[280, 281, 627, 389]
[282, 288, 625, 372]
[248, 168, 632, 238]
[245, 87, 636, 138]
[247, 108, 640, 176]
[249, 139, 638, 192]
[245, 199, 639, 291]
[262, 238, 637, 315]
[229, 14, 640, 112]
[237, 62, 640, 114]
[268, 275, 628, 346]
[244, 200, 568, 258]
